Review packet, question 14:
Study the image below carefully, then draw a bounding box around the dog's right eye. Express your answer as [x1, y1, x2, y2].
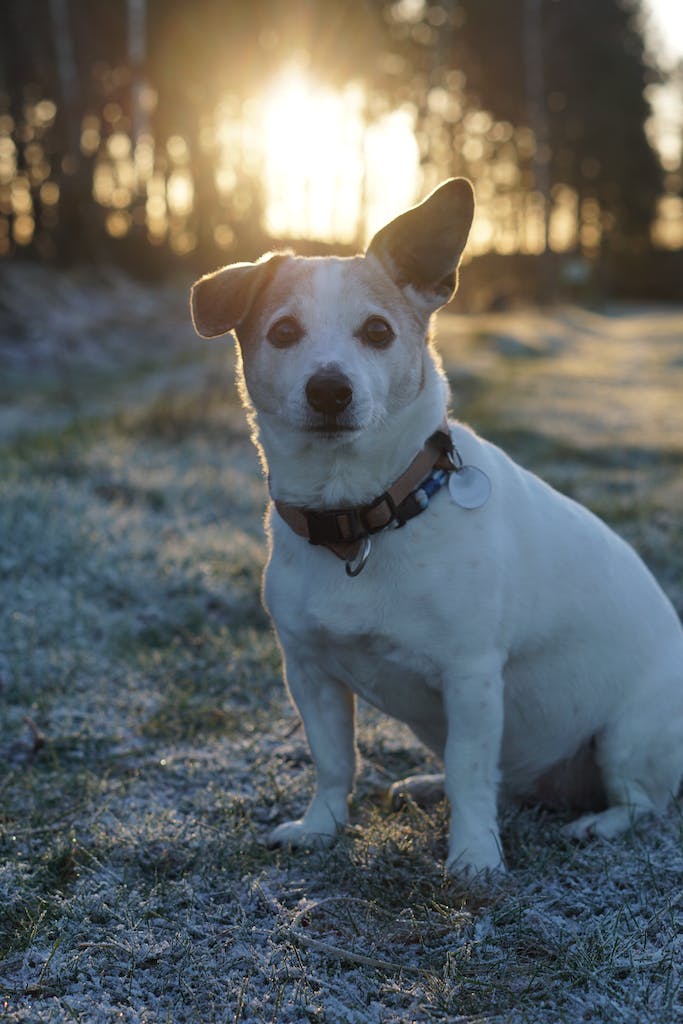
[267, 316, 303, 348]
[359, 316, 395, 348]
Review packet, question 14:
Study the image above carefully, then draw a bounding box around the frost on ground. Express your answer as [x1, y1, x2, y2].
[0, 266, 682, 1024]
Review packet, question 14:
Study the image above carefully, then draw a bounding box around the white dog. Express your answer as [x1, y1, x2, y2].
[191, 179, 683, 878]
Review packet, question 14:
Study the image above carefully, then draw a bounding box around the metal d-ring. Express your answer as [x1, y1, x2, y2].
[447, 443, 464, 472]
[345, 536, 372, 577]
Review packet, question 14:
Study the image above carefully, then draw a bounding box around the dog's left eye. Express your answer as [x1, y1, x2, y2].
[359, 316, 395, 348]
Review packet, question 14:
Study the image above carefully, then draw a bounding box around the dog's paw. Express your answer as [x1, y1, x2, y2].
[386, 772, 445, 811]
[446, 833, 506, 884]
[562, 805, 644, 842]
[267, 819, 337, 850]
[562, 813, 601, 842]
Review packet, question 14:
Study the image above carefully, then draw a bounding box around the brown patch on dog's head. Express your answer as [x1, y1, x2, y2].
[366, 177, 474, 313]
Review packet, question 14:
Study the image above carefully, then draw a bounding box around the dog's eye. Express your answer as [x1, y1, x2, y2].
[360, 316, 394, 348]
[267, 316, 303, 348]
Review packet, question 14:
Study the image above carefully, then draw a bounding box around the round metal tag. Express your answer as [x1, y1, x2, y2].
[448, 465, 491, 510]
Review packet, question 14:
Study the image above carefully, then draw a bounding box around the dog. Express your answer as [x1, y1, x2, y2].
[190, 178, 683, 878]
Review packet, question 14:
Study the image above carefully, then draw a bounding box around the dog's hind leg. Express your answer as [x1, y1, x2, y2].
[563, 673, 683, 841]
[268, 652, 357, 850]
[563, 784, 658, 840]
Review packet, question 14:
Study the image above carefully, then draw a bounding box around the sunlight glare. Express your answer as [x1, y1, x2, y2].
[363, 108, 420, 241]
[257, 67, 419, 245]
[261, 69, 362, 243]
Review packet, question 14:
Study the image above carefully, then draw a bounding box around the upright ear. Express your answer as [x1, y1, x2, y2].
[367, 178, 474, 313]
[190, 253, 286, 339]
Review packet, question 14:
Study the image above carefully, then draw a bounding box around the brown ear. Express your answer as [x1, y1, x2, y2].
[367, 178, 474, 312]
[190, 253, 286, 339]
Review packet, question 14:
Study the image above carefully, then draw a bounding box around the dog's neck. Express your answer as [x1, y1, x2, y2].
[249, 350, 450, 509]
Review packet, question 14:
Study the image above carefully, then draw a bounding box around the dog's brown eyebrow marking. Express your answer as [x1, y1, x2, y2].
[237, 257, 308, 353]
[354, 254, 429, 331]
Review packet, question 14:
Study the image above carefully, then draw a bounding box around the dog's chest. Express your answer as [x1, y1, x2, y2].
[310, 621, 445, 731]
[266, 544, 447, 731]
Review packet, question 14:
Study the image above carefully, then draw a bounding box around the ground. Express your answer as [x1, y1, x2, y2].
[0, 264, 682, 1024]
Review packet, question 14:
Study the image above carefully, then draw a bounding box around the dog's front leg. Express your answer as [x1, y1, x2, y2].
[442, 656, 506, 879]
[269, 651, 356, 850]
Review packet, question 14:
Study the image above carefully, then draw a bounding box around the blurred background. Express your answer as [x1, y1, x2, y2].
[1, 0, 681, 306]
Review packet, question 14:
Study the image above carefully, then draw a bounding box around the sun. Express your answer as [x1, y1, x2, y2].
[256, 66, 419, 246]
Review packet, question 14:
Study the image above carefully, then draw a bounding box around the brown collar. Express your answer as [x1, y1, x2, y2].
[272, 421, 455, 571]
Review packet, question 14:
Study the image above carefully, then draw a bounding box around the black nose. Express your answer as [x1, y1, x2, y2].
[305, 368, 353, 414]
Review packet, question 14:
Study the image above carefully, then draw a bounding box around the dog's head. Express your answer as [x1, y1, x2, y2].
[191, 178, 474, 439]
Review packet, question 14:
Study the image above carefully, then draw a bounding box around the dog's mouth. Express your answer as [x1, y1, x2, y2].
[308, 424, 359, 435]
[305, 414, 360, 437]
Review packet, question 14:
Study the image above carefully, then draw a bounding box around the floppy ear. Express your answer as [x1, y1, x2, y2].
[367, 178, 474, 313]
[190, 253, 286, 339]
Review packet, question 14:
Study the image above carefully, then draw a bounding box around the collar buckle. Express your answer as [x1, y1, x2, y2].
[306, 507, 364, 546]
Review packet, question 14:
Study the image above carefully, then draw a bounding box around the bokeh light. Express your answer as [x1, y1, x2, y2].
[0, 0, 680, 290]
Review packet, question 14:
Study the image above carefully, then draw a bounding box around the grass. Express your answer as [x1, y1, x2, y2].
[0, 272, 682, 1022]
